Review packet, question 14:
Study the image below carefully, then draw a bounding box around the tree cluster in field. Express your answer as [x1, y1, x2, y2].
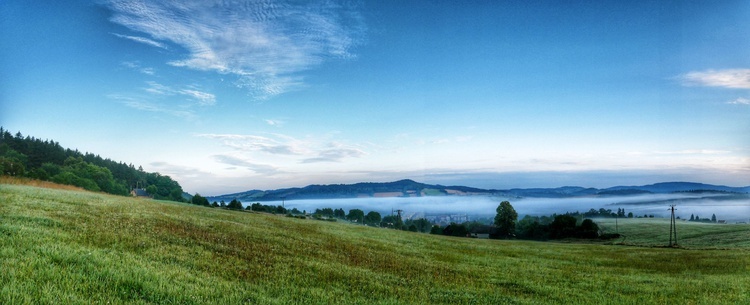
[689, 213, 718, 223]
[307, 207, 433, 232]
[430, 201, 517, 239]
[429, 201, 602, 240]
[515, 214, 600, 240]
[0, 128, 185, 201]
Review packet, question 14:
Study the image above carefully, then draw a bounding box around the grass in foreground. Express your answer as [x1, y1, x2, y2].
[2, 182, 750, 304]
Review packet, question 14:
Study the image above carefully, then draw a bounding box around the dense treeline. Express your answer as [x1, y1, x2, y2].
[0, 128, 184, 201]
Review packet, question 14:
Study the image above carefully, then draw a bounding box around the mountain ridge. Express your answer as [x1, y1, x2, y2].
[208, 179, 750, 202]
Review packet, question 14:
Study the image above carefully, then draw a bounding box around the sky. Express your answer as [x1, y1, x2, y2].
[2, 0, 749, 195]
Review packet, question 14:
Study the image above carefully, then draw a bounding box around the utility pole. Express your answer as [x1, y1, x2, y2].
[669, 205, 678, 247]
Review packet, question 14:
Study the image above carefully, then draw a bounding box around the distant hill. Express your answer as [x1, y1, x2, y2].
[208, 180, 750, 202]
[208, 179, 497, 202]
[602, 182, 750, 194]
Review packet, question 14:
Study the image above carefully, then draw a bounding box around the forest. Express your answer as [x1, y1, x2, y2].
[0, 127, 184, 202]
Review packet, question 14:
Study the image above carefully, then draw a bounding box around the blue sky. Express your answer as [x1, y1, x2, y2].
[2, 0, 749, 195]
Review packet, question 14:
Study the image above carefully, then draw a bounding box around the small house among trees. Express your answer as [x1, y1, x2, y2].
[131, 188, 151, 198]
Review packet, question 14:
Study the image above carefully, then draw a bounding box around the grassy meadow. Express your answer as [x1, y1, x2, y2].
[2, 180, 750, 304]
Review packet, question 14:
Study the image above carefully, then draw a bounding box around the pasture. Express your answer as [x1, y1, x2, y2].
[1, 182, 749, 304]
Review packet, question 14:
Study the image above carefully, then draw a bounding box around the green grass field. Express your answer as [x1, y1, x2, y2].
[2, 182, 750, 304]
[595, 217, 750, 248]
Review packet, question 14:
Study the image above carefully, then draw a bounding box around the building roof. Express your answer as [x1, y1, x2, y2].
[132, 188, 150, 197]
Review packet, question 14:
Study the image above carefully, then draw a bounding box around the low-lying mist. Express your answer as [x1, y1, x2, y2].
[261, 193, 750, 223]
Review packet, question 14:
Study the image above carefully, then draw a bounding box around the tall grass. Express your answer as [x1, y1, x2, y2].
[2, 181, 750, 304]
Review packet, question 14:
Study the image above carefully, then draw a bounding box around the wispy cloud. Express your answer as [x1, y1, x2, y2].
[179, 89, 215, 106]
[265, 119, 285, 127]
[112, 33, 167, 49]
[728, 97, 750, 105]
[628, 149, 731, 156]
[143, 81, 215, 106]
[302, 146, 366, 163]
[679, 69, 750, 89]
[121, 61, 155, 75]
[198, 133, 367, 163]
[104, 0, 366, 100]
[197, 133, 305, 155]
[108, 93, 197, 120]
[212, 155, 280, 175]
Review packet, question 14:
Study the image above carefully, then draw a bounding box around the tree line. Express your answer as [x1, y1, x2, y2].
[427, 201, 603, 240]
[0, 128, 184, 202]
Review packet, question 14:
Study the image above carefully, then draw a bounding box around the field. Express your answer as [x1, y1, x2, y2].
[595, 217, 750, 248]
[2, 181, 750, 304]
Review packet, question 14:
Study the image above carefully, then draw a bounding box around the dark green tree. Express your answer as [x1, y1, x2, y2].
[191, 193, 210, 206]
[381, 215, 403, 229]
[227, 199, 243, 210]
[429, 225, 442, 235]
[578, 219, 599, 238]
[364, 211, 381, 226]
[443, 222, 468, 237]
[347, 209, 365, 223]
[406, 218, 432, 233]
[145, 185, 158, 196]
[494, 201, 518, 238]
[549, 215, 577, 239]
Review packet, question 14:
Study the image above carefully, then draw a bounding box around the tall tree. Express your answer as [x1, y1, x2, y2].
[347, 209, 365, 223]
[494, 201, 518, 238]
[364, 211, 381, 226]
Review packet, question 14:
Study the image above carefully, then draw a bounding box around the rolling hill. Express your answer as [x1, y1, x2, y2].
[3, 179, 750, 304]
[209, 179, 750, 202]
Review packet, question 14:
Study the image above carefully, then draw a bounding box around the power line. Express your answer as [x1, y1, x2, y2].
[669, 205, 678, 247]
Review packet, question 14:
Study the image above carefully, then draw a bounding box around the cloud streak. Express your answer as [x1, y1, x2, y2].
[143, 81, 216, 106]
[198, 133, 305, 155]
[729, 97, 750, 105]
[198, 133, 367, 164]
[121, 61, 155, 75]
[302, 144, 366, 163]
[104, 0, 366, 99]
[108, 94, 197, 120]
[679, 69, 750, 89]
[212, 155, 280, 175]
[112, 33, 168, 49]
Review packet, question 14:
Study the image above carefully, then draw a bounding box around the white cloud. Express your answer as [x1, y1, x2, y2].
[197, 133, 305, 155]
[108, 94, 197, 120]
[679, 69, 750, 89]
[265, 119, 285, 127]
[105, 0, 366, 100]
[142, 81, 215, 106]
[197, 133, 367, 163]
[651, 149, 731, 155]
[212, 155, 280, 175]
[301, 142, 366, 163]
[112, 33, 167, 49]
[121, 61, 156, 75]
[179, 89, 215, 106]
[728, 97, 750, 105]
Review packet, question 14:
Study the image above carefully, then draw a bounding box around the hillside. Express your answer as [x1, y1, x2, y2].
[0, 128, 185, 201]
[3, 181, 750, 304]
[209, 179, 496, 202]
[210, 179, 750, 202]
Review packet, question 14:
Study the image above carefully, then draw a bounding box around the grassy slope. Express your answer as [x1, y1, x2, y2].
[2, 183, 750, 304]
